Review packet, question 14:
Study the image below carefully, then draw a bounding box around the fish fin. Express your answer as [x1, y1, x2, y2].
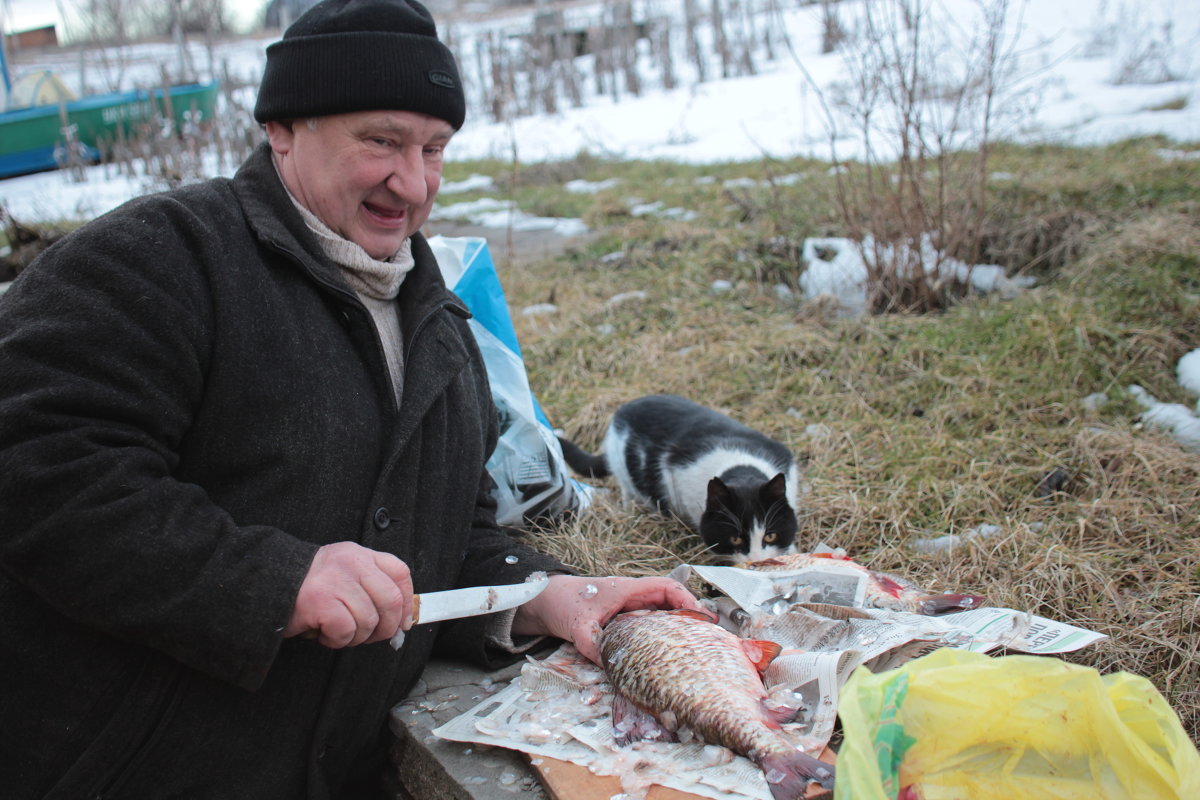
[760, 695, 803, 727]
[758, 748, 836, 798]
[668, 608, 718, 623]
[917, 593, 986, 615]
[610, 692, 678, 747]
[740, 638, 783, 673]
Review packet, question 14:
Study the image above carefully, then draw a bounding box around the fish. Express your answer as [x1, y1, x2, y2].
[744, 552, 984, 615]
[599, 608, 835, 799]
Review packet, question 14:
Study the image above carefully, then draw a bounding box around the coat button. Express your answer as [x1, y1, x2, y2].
[373, 507, 391, 530]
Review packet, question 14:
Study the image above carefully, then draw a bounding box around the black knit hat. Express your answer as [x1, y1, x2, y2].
[254, 0, 465, 129]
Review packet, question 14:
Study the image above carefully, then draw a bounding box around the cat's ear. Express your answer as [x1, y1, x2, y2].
[707, 477, 735, 508]
[761, 472, 787, 504]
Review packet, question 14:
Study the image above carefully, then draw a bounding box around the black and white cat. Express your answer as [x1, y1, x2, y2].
[558, 394, 801, 563]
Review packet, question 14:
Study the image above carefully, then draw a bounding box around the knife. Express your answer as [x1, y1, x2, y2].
[411, 575, 551, 625]
[388, 575, 551, 649]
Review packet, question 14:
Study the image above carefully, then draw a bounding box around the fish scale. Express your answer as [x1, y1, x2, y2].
[600, 609, 835, 798]
[605, 617, 769, 747]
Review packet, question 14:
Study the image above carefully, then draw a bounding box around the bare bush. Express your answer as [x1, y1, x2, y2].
[802, 0, 1035, 314]
[0, 210, 71, 280]
[87, 62, 258, 193]
[1086, 1, 1191, 86]
[1110, 21, 1182, 85]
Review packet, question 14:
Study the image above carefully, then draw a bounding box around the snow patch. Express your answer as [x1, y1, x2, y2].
[565, 178, 621, 194]
[440, 173, 497, 194]
[1177, 348, 1200, 404]
[432, 198, 588, 237]
[799, 236, 1035, 316]
[1128, 383, 1200, 453]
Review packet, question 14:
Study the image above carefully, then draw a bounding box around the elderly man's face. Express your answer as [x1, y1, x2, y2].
[267, 110, 454, 260]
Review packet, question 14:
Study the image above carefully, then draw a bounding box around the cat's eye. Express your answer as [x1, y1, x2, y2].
[730, 536, 745, 547]
[763, 532, 777, 543]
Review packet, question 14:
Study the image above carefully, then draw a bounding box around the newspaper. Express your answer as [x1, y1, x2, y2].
[433, 558, 1107, 799]
[680, 563, 1106, 657]
[434, 644, 807, 800]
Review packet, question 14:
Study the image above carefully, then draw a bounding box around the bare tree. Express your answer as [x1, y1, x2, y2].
[653, 22, 676, 91]
[145, 0, 230, 37]
[612, 2, 641, 98]
[819, 0, 848, 54]
[683, 0, 707, 83]
[710, 0, 732, 78]
[72, 0, 147, 91]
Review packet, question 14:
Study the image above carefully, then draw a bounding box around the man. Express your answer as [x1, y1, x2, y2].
[0, 1, 704, 797]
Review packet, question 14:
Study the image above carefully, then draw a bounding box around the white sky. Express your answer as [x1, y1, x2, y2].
[2, 0, 270, 36]
[2, 0, 58, 33]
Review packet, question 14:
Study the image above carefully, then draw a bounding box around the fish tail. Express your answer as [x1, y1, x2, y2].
[916, 593, 986, 615]
[758, 747, 836, 798]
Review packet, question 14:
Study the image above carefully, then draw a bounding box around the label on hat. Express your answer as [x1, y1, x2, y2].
[428, 70, 457, 89]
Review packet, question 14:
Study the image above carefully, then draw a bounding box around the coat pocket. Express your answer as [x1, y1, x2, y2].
[44, 655, 182, 800]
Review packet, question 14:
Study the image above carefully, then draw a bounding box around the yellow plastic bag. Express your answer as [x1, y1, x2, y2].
[835, 648, 1200, 799]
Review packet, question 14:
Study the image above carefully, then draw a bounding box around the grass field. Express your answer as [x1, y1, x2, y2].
[6, 133, 1197, 749]
[446, 135, 1200, 744]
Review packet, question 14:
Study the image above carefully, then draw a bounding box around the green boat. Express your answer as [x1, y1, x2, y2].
[0, 78, 220, 180]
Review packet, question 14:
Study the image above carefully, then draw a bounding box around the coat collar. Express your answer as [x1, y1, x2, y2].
[232, 143, 346, 296]
[230, 143, 477, 441]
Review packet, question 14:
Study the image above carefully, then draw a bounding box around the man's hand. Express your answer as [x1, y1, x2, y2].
[511, 574, 711, 664]
[284, 542, 414, 648]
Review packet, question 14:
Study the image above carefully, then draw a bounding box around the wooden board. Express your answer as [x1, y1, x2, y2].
[530, 748, 836, 800]
[530, 755, 702, 800]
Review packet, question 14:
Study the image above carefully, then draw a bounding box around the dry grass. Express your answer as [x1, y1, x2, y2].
[518, 491, 712, 579]
[482, 143, 1200, 744]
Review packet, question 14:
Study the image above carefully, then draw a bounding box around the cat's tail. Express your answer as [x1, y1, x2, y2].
[557, 437, 611, 478]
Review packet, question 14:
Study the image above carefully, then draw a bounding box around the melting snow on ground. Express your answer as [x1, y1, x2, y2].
[799, 235, 1038, 316]
[1126, 348, 1200, 453]
[431, 197, 589, 237]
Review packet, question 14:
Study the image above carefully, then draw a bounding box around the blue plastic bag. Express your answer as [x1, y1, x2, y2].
[428, 235, 590, 526]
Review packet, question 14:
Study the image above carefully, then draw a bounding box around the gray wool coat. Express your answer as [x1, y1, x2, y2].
[0, 144, 566, 799]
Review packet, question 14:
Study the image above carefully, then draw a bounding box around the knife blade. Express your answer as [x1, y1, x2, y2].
[388, 576, 550, 650]
[411, 575, 551, 626]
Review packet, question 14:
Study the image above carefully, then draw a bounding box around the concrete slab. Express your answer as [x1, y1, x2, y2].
[389, 655, 551, 800]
